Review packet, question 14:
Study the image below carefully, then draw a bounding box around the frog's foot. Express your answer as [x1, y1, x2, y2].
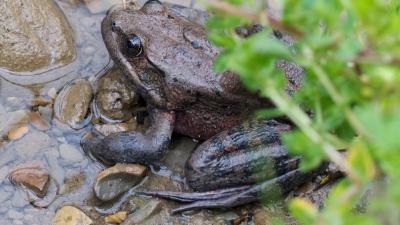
[140, 169, 309, 214]
[81, 109, 175, 165]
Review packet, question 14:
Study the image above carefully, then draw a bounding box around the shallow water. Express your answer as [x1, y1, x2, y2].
[0, 1, 304, 224]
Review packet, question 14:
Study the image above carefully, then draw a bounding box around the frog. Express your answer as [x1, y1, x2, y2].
[82, 0, 316, 213]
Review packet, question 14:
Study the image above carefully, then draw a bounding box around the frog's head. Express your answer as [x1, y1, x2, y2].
[102, 0, 215, 107]
[101, 0, 170, 106]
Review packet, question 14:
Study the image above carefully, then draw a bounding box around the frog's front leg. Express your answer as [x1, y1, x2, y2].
[81, 108, 175, 165]
[140, 119, 318, 213]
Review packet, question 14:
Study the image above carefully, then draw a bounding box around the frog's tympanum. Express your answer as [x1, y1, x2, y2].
[82, 0, 318, 213]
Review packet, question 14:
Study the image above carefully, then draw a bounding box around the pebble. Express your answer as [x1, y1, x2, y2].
[59, 143, 83, 163]
[48, 88, 58, 99]
[54, 79, 93, 129]
[30, 111, 51, 131]
[105, 211, 128, 224]
[9, 162, 50, 198]
[0, 166, 9, 185]
[11, 190, 29, 208]
[121, 200, 162, 225]
[7, 126, 29, 140]
[83, 46, 96, 56]
[12, 131, 51, 158]
[0, 110, 30, 137]
[0, 188, 12, 202]
[52, 206, 93, 225]
[94, 123, 129, 136]
[8, 209, 24, 220]
[94, 163, 146, 201]
[38, 106, 53, 124]
[83, 0, 122, 14]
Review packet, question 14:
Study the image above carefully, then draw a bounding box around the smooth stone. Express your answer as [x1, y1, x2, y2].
[94, 164, 146, 201]
[121, 200, 162, 225]
[105, 211, 128, 224]
[94, 66, 139, 123]
[44, 149, 65, 184]
[59, 143, 83, 163]
[7, 210, 24, 220]
[11, 189, 29, 208]
[0, 110, 30, 137]
[7, 126, 29, 140]
[52, 206, 93, 225]
[38, 106, 54, 125]
[0, 188, 12, 202]
[94, 123, 129, 136]
[83, 0, 122, 14]
[54, 79, 93, 129]
[0, 166, 10, 185]
[12, 131, 51, 158]
[30, 111, 51, 131]
[0, 0, 75, 72]
[9, 161, 50, 198]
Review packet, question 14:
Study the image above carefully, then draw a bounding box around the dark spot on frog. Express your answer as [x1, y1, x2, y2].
[173, 77, 178, 82]
[191, 40, 201, 49]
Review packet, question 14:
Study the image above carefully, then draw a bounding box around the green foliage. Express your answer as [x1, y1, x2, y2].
[206, 0, 400, 224]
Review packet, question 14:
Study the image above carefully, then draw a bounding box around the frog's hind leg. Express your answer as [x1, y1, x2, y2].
[140, 119, 316, 213]
[140, 169, 316, 214]
[81, 108, 175, 165]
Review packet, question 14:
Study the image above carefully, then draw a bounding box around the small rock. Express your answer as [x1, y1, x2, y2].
[83, 46, 96, 56]
[11, 190, 29, 208]
[121, 200, 162, 225]
[31, 97, 52, 107]
[94, 123, 129, 136]
[54, 79, 93, 129]
[83, 0, 122, 14]
[0, 110, 30, 137]
[60, 172, 86, 194]
[59, 143, 83, 163]
[9, 162, 50, 198]
[8, 209, 24, 220]
[52, 206, 93, 225]
[105, 211, 128, 224]
[12, 131, 51, 158]
[94, 163, 146, 201]
[0, 166, 9, 185]
[0, 188, 12, 202]
[48, 88, 57, 99]
[30, 111, 51, 131]
[38, 106, 53, 124]
[8, 126, 29, 140]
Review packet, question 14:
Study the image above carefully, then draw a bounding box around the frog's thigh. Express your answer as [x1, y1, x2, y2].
[185, 119, 300, 192]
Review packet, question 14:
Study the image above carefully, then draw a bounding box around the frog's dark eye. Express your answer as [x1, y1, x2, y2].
[126, 35, 143, 57]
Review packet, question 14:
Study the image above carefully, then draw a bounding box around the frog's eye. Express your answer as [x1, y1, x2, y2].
[125, 35, 143, 57]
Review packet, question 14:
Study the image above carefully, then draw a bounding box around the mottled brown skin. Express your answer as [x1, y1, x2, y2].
[82, 0, 308, 212]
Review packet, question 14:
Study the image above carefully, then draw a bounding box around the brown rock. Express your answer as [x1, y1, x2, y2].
[8, 126, 29, 140]
[9, 161, 50, 198]
[105, 211, 128, 224]
[30, 111, 51, 131]
[94, 123, 129, 136]
[94, 164, 146, 201]
[0, 0, 75, 72]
